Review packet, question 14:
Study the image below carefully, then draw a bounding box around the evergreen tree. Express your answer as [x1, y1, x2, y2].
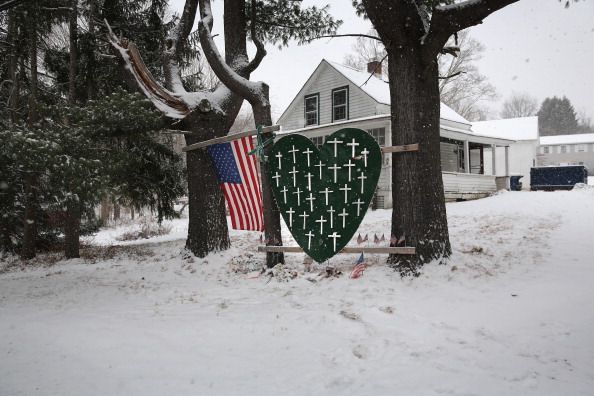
[538, 96, 579, 136]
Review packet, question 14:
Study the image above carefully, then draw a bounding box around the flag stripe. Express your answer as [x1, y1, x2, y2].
[221, 185, 238, 229]
[239, 137, 263, 230]
[232, 140, 257, 230]
[207, 135, 264, 232]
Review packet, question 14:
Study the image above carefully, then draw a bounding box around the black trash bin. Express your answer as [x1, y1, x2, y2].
[510, 175, 523, 191]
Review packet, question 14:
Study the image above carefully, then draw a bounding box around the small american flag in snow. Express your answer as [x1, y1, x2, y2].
[207, 136, 264, 231]
[350, 253, 368, 279]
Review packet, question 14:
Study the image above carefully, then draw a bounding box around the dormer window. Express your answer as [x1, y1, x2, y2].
[332, 86, 349, 122]
[304, 93, 319, 126]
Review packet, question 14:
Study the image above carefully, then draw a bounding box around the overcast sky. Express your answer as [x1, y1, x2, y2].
[169, 0, 594, 122]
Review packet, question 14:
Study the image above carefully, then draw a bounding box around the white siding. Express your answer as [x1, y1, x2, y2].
[483, 140, 537, 189]
[442, 173, 497, 198]
[278, 61, 382, 131]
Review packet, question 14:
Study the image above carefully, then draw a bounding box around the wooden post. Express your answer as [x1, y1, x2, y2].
[491, 144, 497, 176]
[464, 140, 470, 174]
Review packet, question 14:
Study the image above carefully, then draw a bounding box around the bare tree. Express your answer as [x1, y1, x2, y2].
[577, 108, 593, 133]
[500, 92, 539, 119]
[438, 31, 497, 121]
[343, 29, 387, 71]
[344, 30, 497, 122]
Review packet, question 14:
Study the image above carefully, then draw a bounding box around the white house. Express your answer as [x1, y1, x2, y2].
[276, 59, 513, 208]
[538, 133, 594, 175]
[472, 116, 539, 189]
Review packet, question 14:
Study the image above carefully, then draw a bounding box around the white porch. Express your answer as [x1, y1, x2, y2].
[277, 115, 514, 208]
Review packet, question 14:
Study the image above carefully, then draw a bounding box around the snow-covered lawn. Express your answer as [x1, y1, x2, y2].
[2, 189, 594, 395]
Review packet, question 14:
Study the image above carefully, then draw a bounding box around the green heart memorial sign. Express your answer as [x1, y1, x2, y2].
[269, 128, 382, 262]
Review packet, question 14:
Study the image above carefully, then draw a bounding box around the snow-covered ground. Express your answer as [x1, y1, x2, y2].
[2, 189, 594, 395]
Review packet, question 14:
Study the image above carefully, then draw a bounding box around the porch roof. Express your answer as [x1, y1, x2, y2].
[277, 114, 514, 146]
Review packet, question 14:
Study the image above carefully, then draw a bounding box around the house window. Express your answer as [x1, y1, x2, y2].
[560, 145, 568, 154]
[310, 136, 324, 148]
[332, 86, 349, 122]
[304, 93, 319, 126]
[367, 127, 386, 146]
[542, 146, 550, 154]
[575, 144, 587, 152]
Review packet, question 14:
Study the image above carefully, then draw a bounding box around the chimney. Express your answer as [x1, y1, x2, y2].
[367, 59, 382, 78]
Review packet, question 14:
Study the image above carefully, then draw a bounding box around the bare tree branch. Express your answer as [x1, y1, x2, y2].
[360, 53, 388, 87]
[105, 20, 190, 118]
[197, 0, 262, 105]
[440, 46, 460, 57]
[163, 0, 199, 93]
[438, 71, 464, 80]
[244, 0, 267, 75]
[307, 33, 382, 43]
[423, 0, 520, 59]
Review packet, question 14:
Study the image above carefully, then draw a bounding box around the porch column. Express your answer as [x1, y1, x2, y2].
[491, 144, 497, 176]
[504, 145, 510, 189]
[464, 140, 470, 173]
[504, 146, 510, 176]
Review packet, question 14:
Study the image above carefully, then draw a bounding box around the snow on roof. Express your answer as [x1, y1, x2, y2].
[540, 133, 594, 146]
[471, 116, 538, 141]
[327, 61, 471, 126]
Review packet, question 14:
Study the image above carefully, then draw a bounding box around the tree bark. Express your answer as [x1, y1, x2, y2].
[64, 201, 81, 258]
[86, 0, 97, 100]
[253, 95, 284, 267]
[64, 0, 82, 260]
[385, 44, 451, 275]
[21, 22, 39, 260]
[182, 112, 231, 256]
[68, 0, 78, 105]
[100, 197, 111, 224]
[113, 203, 120, 220]
[7, 9, 20, 125]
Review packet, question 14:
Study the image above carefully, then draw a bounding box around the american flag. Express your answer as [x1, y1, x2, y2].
[350, 253, 368, 279]
[207, 136, 264, 231]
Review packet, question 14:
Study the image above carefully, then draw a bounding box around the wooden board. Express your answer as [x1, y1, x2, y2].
[257, 246, 416, 255]
[381, 143, 419, 153]
[182, 125, 281, 152]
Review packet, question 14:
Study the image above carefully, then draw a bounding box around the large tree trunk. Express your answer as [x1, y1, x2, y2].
[386, 43, 451, 275]
[21, 173, 37, 260]
[253, 92, 284, 267]
[182, 112, 231, 256]
[86, 0, 97, 101]
[100, 197, 111, 224]
[7, 9, 20, 125]
[64, 0, 82, 260]
[22, 23, 39, 260]
[64, 201, 81, 259]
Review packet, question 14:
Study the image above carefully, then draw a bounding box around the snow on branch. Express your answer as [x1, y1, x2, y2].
[163, 0, 199, 93]
[244, 0, 267, 75]
[105, 21, 190, 119]
[423, 0, 519, 59]
[306, 33, 382, 43]
[197, 0, 266, 106]
[433, 0, 519, 35]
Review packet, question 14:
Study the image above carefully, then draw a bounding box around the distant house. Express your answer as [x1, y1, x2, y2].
[538, 133, 594, 175]
[276, 59, 513, 208]
[472, 116, 539, 189]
